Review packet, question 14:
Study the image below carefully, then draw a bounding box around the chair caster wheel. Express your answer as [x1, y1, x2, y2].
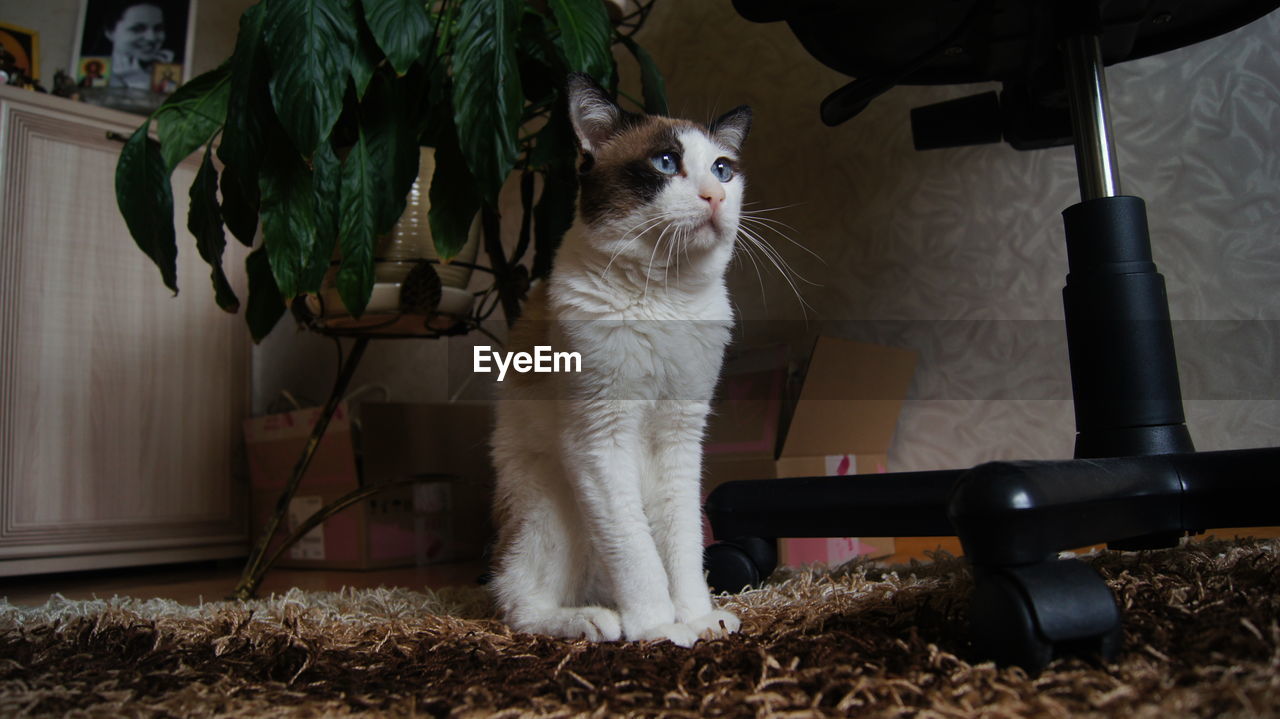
[704, 537, 777, 594]
[968, 558, 1122, 674]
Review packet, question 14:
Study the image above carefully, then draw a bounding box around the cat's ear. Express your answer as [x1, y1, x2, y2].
[567, 73, 625, 155]
[710, 105, 753, 155]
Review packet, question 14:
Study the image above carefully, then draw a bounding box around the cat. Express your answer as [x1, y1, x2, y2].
[487, 74, 752, 647]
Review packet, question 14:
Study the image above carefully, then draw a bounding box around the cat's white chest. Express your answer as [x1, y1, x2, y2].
[561, 308, 730, 400]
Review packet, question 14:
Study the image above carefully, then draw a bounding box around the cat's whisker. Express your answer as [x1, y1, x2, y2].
[664, 225, 679, 291]
[738, 223, 818, 288]
[734, 226, 817, 317]
[733, 230, 771, 311]
[739, 215, 825, 265]
[601, 213, 676, 278]
[643, 222, 676, 302]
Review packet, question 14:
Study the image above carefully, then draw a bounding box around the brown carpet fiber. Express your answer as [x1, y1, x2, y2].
[3, 538, 1278, 717]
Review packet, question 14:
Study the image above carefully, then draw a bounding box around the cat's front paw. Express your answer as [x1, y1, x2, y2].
[628, 621, 701, 648]
[684, 609, 741, 639]
[560, 607, 624, 642]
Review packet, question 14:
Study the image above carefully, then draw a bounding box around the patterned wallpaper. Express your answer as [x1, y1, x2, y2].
[254, 3, 1280, 473]
[623, 3, 1280, 470]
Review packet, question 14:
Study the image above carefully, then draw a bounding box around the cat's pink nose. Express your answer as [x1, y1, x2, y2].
[700, 186, 725, 212]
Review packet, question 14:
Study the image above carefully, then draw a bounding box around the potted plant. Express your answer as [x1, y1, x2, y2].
[113, 0, 668, 341]
[111, 0, 668, 600]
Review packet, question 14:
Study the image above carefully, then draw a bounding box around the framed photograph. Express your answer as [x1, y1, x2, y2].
[72, 0, 197, 91]
[0, 21, 40, 83]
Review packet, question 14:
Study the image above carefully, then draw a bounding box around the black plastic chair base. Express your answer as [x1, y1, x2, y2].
[704, 445, 1280, 672]
[705, 536, 778, 594]
[969, 559, 1122, 673]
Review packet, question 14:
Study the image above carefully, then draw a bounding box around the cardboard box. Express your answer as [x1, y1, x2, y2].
[359, 402, 494, 564]
[244, 403, 358, 493]
[702, 336, 917, 567]
[243, 402, 494, 569]
[249, 480, 455, 570]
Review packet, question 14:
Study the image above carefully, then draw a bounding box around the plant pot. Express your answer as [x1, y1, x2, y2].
[308, 147, 481, 334]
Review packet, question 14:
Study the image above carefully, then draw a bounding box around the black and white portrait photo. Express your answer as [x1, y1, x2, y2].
[73, 0, 195, 91]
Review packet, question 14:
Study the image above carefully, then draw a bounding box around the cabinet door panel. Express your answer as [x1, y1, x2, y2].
[0, 88, 249, 571]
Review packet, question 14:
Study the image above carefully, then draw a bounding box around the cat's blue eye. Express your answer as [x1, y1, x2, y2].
[712, 158, 735, 183]
[651, 152, 681, 175]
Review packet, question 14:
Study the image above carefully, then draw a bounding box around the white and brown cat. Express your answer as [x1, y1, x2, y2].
[488, 74, 751, 646]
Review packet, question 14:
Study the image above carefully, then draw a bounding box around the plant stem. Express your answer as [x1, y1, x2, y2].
[229, 337, 371, 600]
[255, 473, 455, 577]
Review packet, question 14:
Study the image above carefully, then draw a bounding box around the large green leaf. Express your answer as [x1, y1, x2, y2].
[349, 16, 380, 100]
[337, 125, 378, 317]
[619, 34, 668, 116]
[362, 72, 425, 235]
[258, 148, 317, 300]
[220, 2, 270, 246]
[245, 246, 286, 342]
[452, 0, 522, 205]
[362, 0, 432, 76]
[533, 162, 576, 279]
[528, 99, 576, 277]
[306, 138, 341, 294]
[221, 3, 269, 180]
[546, 0, 612, 83]
[219, 160, 259, 247]
[115, 119, 178, 293]
[428, 122, 482, 261]
[154, 64, 230, 172]
[264, 0, 357, 156]
[187, 143, 239, 312]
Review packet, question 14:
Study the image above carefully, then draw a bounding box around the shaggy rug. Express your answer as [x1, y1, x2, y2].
[2, 539, 1278, 718]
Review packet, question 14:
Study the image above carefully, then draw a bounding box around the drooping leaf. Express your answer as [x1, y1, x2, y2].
[219, 2, 270, 247]
[528, 94, 578, 170]
[220, 2, 270, 185]
[154, 64, 231, 171]
[515, 11, 560, 105]
[258, 147, 317, 300]
[428, 121, 483, 261]
[533, 162, 576, 280]
[115, 119, 178, 293]
[619, 34, 668, 116]
[362, 0, 432, 76]
[512, 170, 534, 265]
[530, 98, 576, 279]
[187, 143, 239, 312]
[219, 160, 259, 247]
[546, 0, 613, 84]
[306, 138, 342, 293]
[362, 71, 425, 235]
[246, 246, 287, 342]
[452, 0, 522, 204]
[264, 0, 357, 156]
[337, 124, 378, 317]
[349, 16, 380, 100]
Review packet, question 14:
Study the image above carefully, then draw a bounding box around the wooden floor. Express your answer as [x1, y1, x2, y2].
[5, 527, 1276, 609]
[2, 559, 491, 608]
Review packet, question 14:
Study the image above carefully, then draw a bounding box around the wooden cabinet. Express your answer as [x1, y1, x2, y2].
[0, 86, 249, 576]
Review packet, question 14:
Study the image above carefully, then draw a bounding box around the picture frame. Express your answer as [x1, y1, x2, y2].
[71, 0, 197, 92]
[0, 21, 40, 84]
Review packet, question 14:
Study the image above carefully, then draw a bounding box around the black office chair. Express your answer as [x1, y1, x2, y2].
[704, 0, 1280, 673]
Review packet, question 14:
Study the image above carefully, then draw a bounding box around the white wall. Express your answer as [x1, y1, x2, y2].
[627, 4, 1280, 470]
